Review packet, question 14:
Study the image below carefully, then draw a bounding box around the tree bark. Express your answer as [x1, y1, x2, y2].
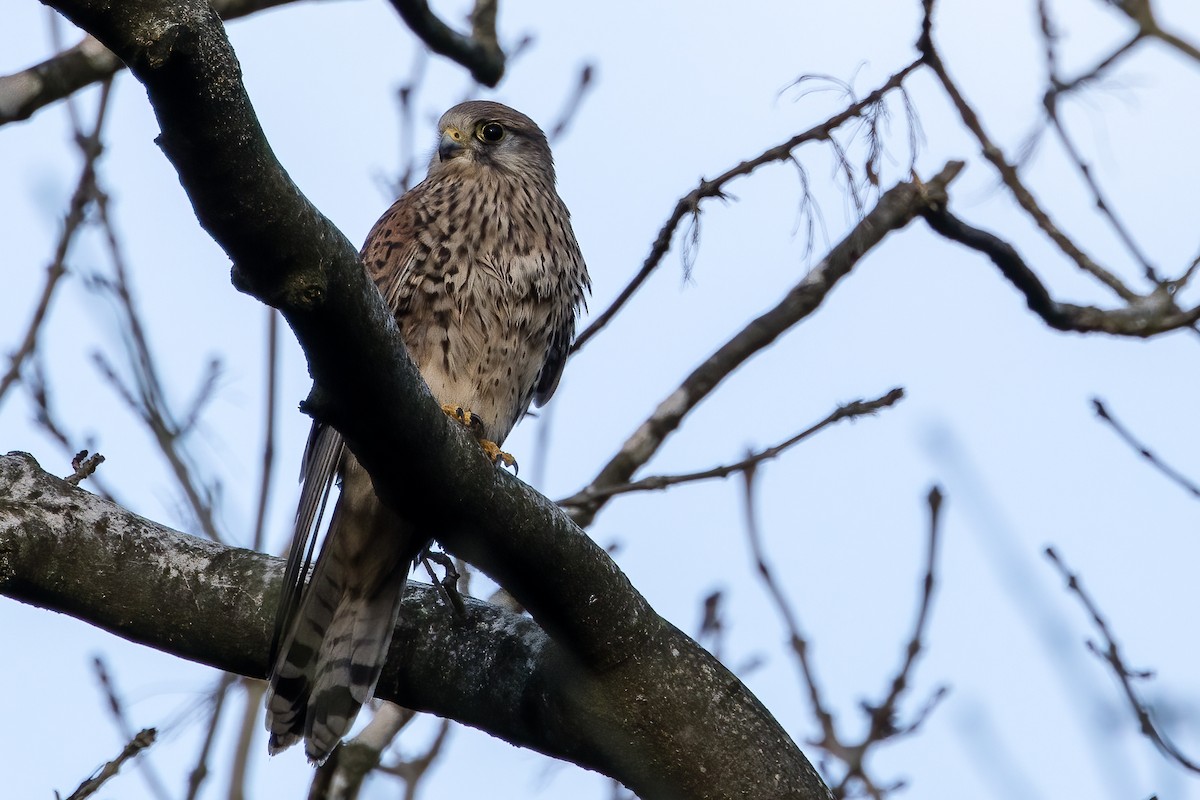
[0, 450, 827, 797]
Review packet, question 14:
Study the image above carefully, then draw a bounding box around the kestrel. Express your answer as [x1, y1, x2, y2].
[265, 101, 590, 764]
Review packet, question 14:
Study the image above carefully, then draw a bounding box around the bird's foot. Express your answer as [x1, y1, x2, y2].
[440, 404, 517, 471]
[480, 438, 517, 472]
[441, 403, 485, 436]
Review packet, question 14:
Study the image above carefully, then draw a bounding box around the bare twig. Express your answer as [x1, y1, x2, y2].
[0, 77, 113, 410]
[63, 728, 157, 800]
[1045, 547, 1200, 773]
[1092, 398, 1200, 498]
[386, 0, 505, 87]
[568, 163, 963, 528]
[860, 488, 948, 740]
[251, 309, 279, 550]
[384, 49, 429, 198]
[1037, 0, 1159, 283]
[559, 388, 903, 511]
[696, 589, 725, 662]
[226, 679, 265, 800]
[742, 475, 949, 798]
[65, 449, 105, 485]
[87, 200, 227, 543]
[570, 58, 925, 356]
[739, 465, 837, 780]
[920, 207, 1200, 336]
[91, 657, 172, 800]
[919, 6, 1138, 302]
[184, 673, 235, 800]
[26, 359, 118, 501]
[548, 63, 595, 142]
[1103, 0, 1200, 63]
[379, 717, 453, 800]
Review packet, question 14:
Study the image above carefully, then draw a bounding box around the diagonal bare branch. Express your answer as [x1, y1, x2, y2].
[919, 7, 1139, 302]
[570, 57, 925, 356]
[920, 207, 1200, 336]
[0, 78, 113, 409]
[559, 388, 904, 511]
[0, 0, 311, 127]
[567, 162, 964, 529]
[1092, 398, 1200, 499]
[1046, 546, 1200, 773]
[63, 728, 157, 800]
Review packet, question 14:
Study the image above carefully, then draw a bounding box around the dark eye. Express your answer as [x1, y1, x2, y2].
[479, 122, 505, 143]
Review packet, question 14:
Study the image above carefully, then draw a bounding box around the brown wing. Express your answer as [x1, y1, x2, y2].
[362, 191, 428, 319]
[532, 314, 573, 407]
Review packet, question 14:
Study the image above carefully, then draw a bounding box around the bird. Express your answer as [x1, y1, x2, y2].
[264, 100, 590, 764]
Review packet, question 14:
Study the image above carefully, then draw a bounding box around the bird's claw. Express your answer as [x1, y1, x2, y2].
[480, 439, 518, 473]
[441, 404, 517, 472]
[441, 403, 485, 436]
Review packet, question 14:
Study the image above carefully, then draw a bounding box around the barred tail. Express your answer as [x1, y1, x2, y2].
[266, 454, 415, 764]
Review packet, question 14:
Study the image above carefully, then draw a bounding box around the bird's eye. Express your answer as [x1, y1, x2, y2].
[479, 122, 505, 143]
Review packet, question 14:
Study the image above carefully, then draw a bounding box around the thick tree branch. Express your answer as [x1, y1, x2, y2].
[15, 1, 826, 796]
[0, 451, 825, 797]
[0, 0, 303, 127]
[0, 0, 507, 128]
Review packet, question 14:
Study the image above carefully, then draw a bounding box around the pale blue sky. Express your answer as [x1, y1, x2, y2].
[3, 1, 1199, 798]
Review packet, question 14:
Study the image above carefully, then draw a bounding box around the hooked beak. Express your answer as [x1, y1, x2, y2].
[438, 127, 467, 162]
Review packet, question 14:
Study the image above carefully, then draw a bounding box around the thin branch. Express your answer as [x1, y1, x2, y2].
[920, 206, 1200, 336]
[1103, 0, 1200, 63]
[386, 0, 505, 87]
[863, 488, 948, 740]
[744, 480, 949, 799]
[0, 78, 113, 410]
[1045, 547, 1200, 773]
[739, 464, 836, 769]
[570, 57, 925, 356]
[1037, 0, 1159, 283]
[91, 657, 172, 800]
[568, 162, 963, 529]
[918, 9, 1138, 302]
[226, 679, 265, 800]
[548, 63, 595, 142]
[88, 196, 227, 543]
[559, 388, 903, 510]
[26, 358, 119, 501]
[1046, 32, 1143, 99]
[251, 309, 279, 551]
[63, 728, 157, 800]
[1092, 398, 1200, 498]
[381, 717, 452, 800]
[184, 673, 235, 800]
[64, 449, 105, 485]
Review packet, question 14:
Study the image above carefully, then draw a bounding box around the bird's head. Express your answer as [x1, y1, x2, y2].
[430, 101, 555, 182]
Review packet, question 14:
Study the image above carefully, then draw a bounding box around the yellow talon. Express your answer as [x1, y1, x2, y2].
[440, 404, 517, 471]
[441, 403, 483, 435]
[480, 439, 517, 472]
